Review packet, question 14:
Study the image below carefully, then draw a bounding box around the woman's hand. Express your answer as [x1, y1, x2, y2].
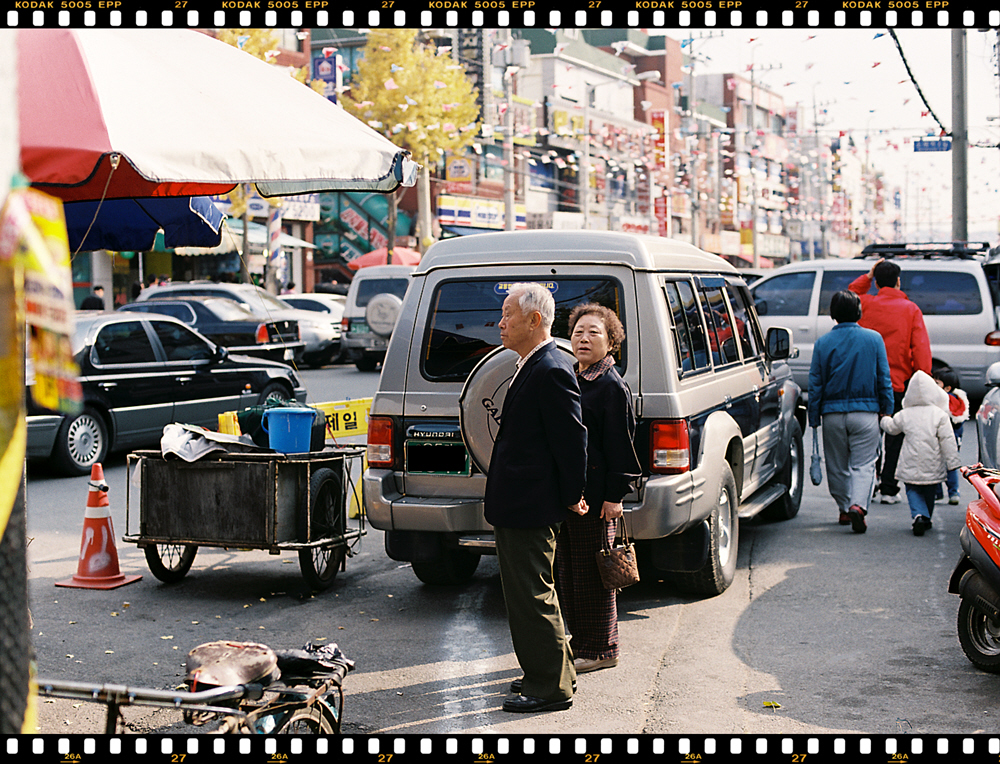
[569, 499, 589, 516]
[600, 501, 623, 520]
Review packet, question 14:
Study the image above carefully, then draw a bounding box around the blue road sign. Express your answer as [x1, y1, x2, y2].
[913, 139, 952, 152]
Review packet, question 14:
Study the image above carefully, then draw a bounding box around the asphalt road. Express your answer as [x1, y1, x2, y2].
[22, 364, 1000, 738]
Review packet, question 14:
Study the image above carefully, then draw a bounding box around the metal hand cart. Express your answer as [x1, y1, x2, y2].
[123, 446, 365, 590]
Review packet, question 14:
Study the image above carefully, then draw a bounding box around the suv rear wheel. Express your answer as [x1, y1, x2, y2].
[673, 463, 738, 597]
[411, 547, 481, 585]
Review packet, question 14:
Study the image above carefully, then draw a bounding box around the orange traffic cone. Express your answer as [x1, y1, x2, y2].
[56, 463, 142, 590]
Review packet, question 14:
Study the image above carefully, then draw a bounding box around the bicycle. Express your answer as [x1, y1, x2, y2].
[36, 641, 353, 735]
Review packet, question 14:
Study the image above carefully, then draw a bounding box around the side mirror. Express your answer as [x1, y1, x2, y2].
[754, 298, 768, 316]
[213, 345, 229, 362]
[766, 327, 793, 360]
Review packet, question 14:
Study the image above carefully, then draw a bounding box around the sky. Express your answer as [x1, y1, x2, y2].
[661, 27, 1000, 244]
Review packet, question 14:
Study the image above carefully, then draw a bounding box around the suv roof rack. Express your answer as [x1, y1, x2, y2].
[857, 242, 991, 260]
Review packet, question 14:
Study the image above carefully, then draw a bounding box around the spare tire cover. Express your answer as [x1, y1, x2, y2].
[365, 293, 403, 338]
[459, 339, 575, 474]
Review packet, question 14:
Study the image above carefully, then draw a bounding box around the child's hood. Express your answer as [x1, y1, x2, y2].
[902, 370, 949, 410]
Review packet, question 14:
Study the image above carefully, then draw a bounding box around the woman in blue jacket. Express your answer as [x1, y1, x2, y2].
[808, 290, 894, 533]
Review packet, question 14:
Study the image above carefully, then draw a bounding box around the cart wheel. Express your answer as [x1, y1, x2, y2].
[144, 543, 198, 583]
[298, 467, 346, 591]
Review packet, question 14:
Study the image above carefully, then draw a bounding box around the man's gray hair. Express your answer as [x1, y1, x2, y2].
[508, 282, 555, 331]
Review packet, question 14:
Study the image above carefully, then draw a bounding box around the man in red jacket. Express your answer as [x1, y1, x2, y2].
[849, 258, 932, 503]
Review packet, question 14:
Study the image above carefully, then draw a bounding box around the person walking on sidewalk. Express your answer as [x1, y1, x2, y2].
[879, 370, 961, 536]
[808, 290, 894, 534]
[849, 258, 932, 505]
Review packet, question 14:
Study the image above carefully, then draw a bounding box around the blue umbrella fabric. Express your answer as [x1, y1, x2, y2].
[63, 196, 224, 252]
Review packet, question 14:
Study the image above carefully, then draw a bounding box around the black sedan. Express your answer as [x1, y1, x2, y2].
[27, 312, 308, 476]
[119, 296, 304, 364]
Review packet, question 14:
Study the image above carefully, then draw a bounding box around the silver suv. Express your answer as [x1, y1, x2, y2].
[363, 230, 803, 596]
[749, 243, 1000, 401]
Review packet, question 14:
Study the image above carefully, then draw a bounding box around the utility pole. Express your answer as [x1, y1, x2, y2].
[683, 32, 721, 250]
[582, 84, 593, 230]
[502, 29, 516, 232]
[748, 56, 780, 268]
[952, 28, 968, 242]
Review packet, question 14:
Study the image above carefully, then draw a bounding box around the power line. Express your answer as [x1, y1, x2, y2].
[888, 29, 950, 137]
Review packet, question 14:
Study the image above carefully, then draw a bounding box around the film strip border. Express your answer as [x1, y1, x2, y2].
[6, 734, 1000, 761]
[2, 3, 998, 30]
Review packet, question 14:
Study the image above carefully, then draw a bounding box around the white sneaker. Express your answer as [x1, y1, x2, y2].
[880, 493, 901, 505]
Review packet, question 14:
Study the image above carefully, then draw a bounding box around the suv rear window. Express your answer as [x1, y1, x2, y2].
[819, 269, 982, 316]
[421, 278, 625, 381]
[354, 278, 410, 308]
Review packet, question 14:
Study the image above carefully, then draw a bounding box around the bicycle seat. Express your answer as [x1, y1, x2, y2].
[185, 641, 280, 689]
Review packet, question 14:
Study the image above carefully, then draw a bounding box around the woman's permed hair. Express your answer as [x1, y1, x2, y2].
[567, 302, 626, 355]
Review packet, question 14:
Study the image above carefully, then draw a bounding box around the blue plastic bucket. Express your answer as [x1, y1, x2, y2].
[262, 408, 315, 453]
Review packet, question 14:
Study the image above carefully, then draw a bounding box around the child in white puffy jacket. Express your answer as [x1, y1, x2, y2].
[880, 370, 961, 536]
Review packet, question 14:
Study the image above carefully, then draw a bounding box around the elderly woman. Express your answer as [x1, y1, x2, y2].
[555, 303, 641, 674]
[808, 290, 894, 534]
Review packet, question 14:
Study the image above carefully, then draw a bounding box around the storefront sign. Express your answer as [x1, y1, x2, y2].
[212, 192, 320, 222]
[446, 156, 474, 183]
[437, 194, 526, 231]
[340, 206, 388, 250]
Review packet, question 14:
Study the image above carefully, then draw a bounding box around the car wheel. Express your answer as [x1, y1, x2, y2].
[257, 382, 291, 406]
[144, 543, 198, 584]
[762, 419, 803, 522]
[673, 463, 738, 597]
[411, 547, 481, 586]
[297, 467, 347, 591]
[51, 407, 108, 476]
[355, 356, 378, 372]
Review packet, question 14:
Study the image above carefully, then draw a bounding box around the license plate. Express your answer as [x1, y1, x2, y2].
[350, 322, 369, 334]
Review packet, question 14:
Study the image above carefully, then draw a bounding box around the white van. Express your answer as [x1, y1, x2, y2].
[340, 265, 414, 371]
[750, 243, 1000, 401]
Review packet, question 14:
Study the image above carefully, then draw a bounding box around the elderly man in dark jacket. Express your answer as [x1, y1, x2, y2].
[485, 282, 588, 714]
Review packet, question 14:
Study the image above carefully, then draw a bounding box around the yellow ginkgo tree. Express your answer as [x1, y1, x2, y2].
[345, 29, 481, 254]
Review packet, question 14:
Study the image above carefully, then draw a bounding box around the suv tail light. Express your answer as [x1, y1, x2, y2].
[986, 331, 1000, 346]
[650, 419, 690, 474]
[367, 416, 395, 468]
[255, 323, 269, 344]
[341, 316, 350, 333]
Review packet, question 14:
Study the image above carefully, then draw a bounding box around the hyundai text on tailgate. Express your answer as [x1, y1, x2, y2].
[364, 231, 803, 596]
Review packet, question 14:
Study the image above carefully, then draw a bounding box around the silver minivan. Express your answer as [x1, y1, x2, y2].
[363, 230, 803, 597]
[750, 244, 1000, 401]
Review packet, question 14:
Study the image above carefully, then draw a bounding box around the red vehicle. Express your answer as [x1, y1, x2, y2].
[949, 465, 1000, 671]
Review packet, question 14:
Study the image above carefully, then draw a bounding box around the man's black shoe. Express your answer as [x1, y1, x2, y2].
[510, 677, 576, 694]
[501, 694, 572, 713]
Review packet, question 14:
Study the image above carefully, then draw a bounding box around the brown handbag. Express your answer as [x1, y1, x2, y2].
[595, 518, 640, 591]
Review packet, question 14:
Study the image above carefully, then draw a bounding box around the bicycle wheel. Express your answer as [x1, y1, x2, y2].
[144, 543, 197, 583]
[298, 468, 346, 591]
[276, 705, 334, 734]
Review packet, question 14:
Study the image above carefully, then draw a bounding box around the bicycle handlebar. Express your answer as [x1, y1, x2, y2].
[37, 677, 265, 711]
